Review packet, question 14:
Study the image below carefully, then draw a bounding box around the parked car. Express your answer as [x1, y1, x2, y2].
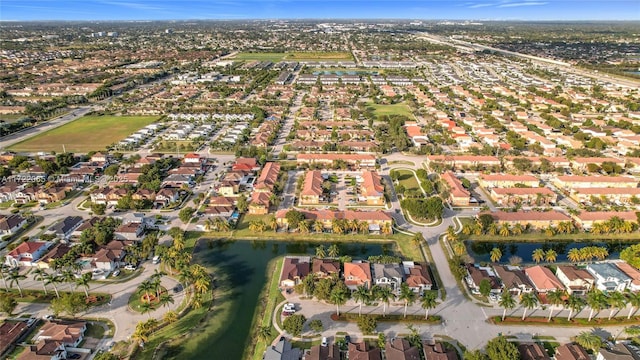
[112, 269, 121, 277]
[321, 337, 328, 347]
[68, 354, 81, 359]
[282, 311, 294, 317]
[283, 303, 295, 312]
[344, 335, 351, 344]
[173, 284, 183, 293]
[42, 314, 54, 321]
[124, 264, 136, 271]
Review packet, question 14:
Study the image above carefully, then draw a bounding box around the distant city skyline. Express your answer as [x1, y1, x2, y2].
[1, 0, 638, 21]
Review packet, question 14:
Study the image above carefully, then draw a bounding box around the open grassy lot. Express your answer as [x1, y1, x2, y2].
[234, 51, 353, 62]
[9, 115, 158, 153]
[366, 101, 414, 118]
[395, 169, 421, 193]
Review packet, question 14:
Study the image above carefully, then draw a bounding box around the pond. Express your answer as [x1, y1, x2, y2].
[464, 239, 635, 264]
[172, 239, 394, 360]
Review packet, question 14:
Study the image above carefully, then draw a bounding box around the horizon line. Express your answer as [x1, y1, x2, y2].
[2, 18, 639, 22]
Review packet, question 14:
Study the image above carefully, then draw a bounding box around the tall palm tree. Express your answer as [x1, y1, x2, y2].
[499, 223, 510, 237]
[381, 222, 392, 235]
[512, 223, 523, 235]
[566, 294, 586, 321]
[268, 216, 278, 232]
[61, 270, 75, 292]
[626, 291, 640, 319]
[398, 283, 416, 318]
[75, 273, 92, 298]
[532, 249, 545, 264]
[44, 273, 62, 298]
[519, 293, 538, 320]
[567, 248, 581, 263]
[32, 268, 48, 295]
[421, 291, 438, 320]
[0, 263, 11, 291]
[490, 247, 502, 263]
[315, 245, 326, 258]
[353, 285, 370, 316]
[139, 279, 155, 302]
[158, 293, 174, 308]
[575, 331, 602, 353]
[7, 271, 27, 297]
[257, 326, 272, 343]
[587, 289, 608, 322]
[298, 220, 310, 234]
[193, 276, 211, 295]
[608, 291, 627, 320]
[499, 291, 516, 321]
[331, 219, 344, 235]
[375, 286, 394, 317]
[313, 221, 324, 234]
[330, 288, 347, 317]
[140, 301, 154, 319]
[328, 244, 340, 258]
[172, 234, 185, 251]
[544, 249, 558, 263]
[302, 273, 316, 297]
[164, 310, 178, 324]
[547, 290, 565, 321]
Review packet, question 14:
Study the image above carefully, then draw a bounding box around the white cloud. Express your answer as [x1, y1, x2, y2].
[497, 1, 548, 8]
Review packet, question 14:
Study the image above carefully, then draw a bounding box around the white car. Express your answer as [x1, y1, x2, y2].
[124, 265, 137, 271]
[283, 303, 295, 312]
[321, 337, 328, 347]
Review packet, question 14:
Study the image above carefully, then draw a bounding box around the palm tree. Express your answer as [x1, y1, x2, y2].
[32, 268, 48, 295]
[315, 245, 326, 258]
[313, 221, 324, 234]
[75, 273, 92, 298]
[353, 285, 370, 316]
[164, 310, 178, 324]
[45, 273, 61, 298]
[298, 220, 310, 234]
[302, 273, 316, 297]
[139, 279, 155, 302]
[567, 248, 581, 263]
[519, 293, 538, 320]
[172, 234, 185, 251]
[7, 271, 27, 297]
[512, 223, 523, 235]
[61, 270, 75, 292]
[268, 216, 278, 232]
[487, 223, 498, 236]
[328, 244, 340, 258]
[158, 293, 174, 308]
[608, 291, 627, 320]
[490, 247, 502, 263]
[330, 288, 347, 316]
[0, 263, 10, 291]
[331, 219, 344, 235]
[544, 249, 558, 263]
[452, 242, 466, 257]
[499, 223, 510, 237]
[381, 222, 392, 235]
[547, 290, 565, 321]
[532, 249, 545, 264]
[257, 326, 272, 343]
[193, 276, 211, 295]
[587, 289, 608, 322]
[446, 226, 456, 240]
[499, 291, 516, 321]
[398, 283, 416, 318]
[566, 294, 586, 321]
[412, 232, 425, 248]
[575, 331, 602, 353]
[626, 291, 640, 319]
[375, 286, 394, 317]
[421, 291, 438, 320]
[140, 301, 154, 319]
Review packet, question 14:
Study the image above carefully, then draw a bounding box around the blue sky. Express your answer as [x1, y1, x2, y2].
[1, 0, 638, 21]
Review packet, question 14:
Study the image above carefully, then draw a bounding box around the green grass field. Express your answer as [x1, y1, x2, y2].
[396, 169, 421, 193]
[367, 101, 414, 118]
[9, 115, 158, 153]
[234, 51, 353, 62]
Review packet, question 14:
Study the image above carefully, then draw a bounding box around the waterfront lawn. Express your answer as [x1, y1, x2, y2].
[252, 256, 286, 360]
[366, 101, 414, 118]
[9, 115, 158, 153]
[470, 231, 640, 242]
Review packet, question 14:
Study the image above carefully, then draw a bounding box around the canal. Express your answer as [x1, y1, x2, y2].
[465, 239, 634, 264]
[173, 239, 394, 360]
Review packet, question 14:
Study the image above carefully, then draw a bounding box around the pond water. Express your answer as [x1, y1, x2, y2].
[174, 239, 393, 360]
[464, 239, 634, 264]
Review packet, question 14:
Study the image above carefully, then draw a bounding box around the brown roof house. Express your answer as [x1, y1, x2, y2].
[555, 265, 595, 295]
[35, 321, 86, 347]
[360, 171, 385, 205]
[493, 265, 534, 296]
[300, 170, 324, 205]
[348, 342, 382, 360]
[5, 241, 51, 267]
[554, 343, 590, 360]
[0, 321, 29, 356]
[441, 171, 470, 207]
[465, 264, 501, 295]
[114, 222, 145, 241]
[518, 343, 551, 360]
[403, 261, 433, 293]
[344, 261, 372, 290]
[312, 259, 340, 279]
[280, 256, 311, 288]
[0, 214, 27, 236]
[422, 342, 457, 360]
[306, 343, 340, 360]
[385, 338, 421, 360]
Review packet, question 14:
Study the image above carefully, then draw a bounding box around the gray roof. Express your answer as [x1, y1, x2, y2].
[598, 343, 640, 360]
[49, 216, 83, 236]
[587, 263, 631, 281]
[373, 263, 404, 281]
[264, 338, 302, 360]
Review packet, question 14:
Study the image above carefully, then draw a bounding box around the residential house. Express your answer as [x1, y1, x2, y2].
[155, 187, 180, 207]
[615, 261, 640, 292]
[218, 172, 244, 197]
[492, 265, 534, 296]
[372, 263, 404, 293]
[18, 340, 67, 360]
[72, 217, 102, 238]
[479, 174, 540, 189]
[14, 187, 39, 204]
[360, 171, 385, 205]
[306, 343, 340, 360]
[36, 244, 72, 269]
[132, 188, 156, 202]
[204, 196, 235, 219]
[525, 265, 565, 294]
[36, 187, 67, 205]
[254, 162, 281, 193]
[0, 321, 29, 356]
[403, 261, 433, 293]
[425, 155, 500, 171]
[385, 338, 421, 360]
[490, 187, 557, 207]
[35, 321, 86, 348]
[0, 214, 27, 236]
[570, 188, 640, 206]
[0, 181, 21, 202]
[555, 265, 595, 295]
[465, 264, 501, 295]
[554, 176, 638, 190]
[555, 343, 590, 360]
[422, 342, 457, 360]
[518, 343, 551, 360]
[264, 337, 302, 360]
[279, 256, 310, 288]
[311, 259, 340, 279]
[348, 342, 382, 360]
[5, 241, 51, 267]
[441, 171, 470, 207]
[587, 263, 632, 292]
[596, 343, 640, 360]
[574, 211, 638, 231]
[162, 174, 193, 188]
[344, 261, 372, 290]
[48, 216, 83, 240]
[300, 170, 324, 205]
[114, 222, 145, 241]
[248, 191, 271, 215]
[296, 153, 377, 168]
[233, 157, 260, 173]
